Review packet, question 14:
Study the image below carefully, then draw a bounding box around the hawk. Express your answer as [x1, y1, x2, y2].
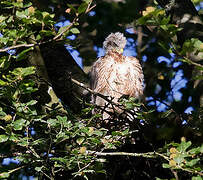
[90, 32, 144, 119]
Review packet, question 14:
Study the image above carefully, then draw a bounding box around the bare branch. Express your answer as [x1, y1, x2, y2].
[0, 43, 35, 53]
[88, 150, 164, 159]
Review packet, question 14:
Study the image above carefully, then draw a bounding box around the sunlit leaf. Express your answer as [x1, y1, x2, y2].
[0, 134, 9, 143]
[70, 28, 80, 34]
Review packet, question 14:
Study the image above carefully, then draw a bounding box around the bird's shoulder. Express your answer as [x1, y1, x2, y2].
[92, 55, 114, 67]
[126, 56, 140, 62]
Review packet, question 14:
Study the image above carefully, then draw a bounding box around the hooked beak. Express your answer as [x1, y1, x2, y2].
[119, 48, 123, 54]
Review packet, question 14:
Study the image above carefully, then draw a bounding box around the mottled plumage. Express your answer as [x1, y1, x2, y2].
[90, 32, 144, 119]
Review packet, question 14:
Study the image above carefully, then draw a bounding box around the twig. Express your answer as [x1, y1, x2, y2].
[88, 150, 203, 176]
[180, 57, 203, 69]
[86, 4, 96, 14]
[171, 169, 179, 180]
[0, 43, 35, 52]
[88, 151, 157, 158]
[178, 165, 203, 176]
[53, 17, 77, 41]
[70, 77, 139, 119]
[71, 78, 114, 104]
[0, 165, 25, 176]
[137, 26, 143, 60]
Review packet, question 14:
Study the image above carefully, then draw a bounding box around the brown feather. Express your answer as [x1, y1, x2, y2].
[90, 51, 144, 119]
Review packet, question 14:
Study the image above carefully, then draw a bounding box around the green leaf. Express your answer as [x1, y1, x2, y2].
[0, 56, 10, 70]
[78, 2, 88, 14]
[17, 47, 34, 61]
[0, 134, 9, 143]
[67, 4, 77, 13]
[200, 144, 203, 153]
[40, 30, 54, 37]
[136, 16, 149, 25]
[0, 172, 10, 179]
[13, 119, 26, 131]
[162, 163, 170, 168]
[192, 176, 203, 180]
[0, 110, 7, 119]
[76, 137, 85, 145]
[186, 158, 200, 167]
[17, 137, 29, 147]
[11, 66, 35, 77]
[189, 147, 201, 154]
[47, 118, 58, 127]
[0, 79, 7, 86]
[177, 141, 192, 152]
[9, 133, 20, 143]
[35, 166, 43, 172]
[56, 116, 67, 125]
[16, 10, 27, 19]
[0, 37, 9, 45]
[70, 28, 80, 34]
[174, 154, 185, 164]
[160, 109, 173, 118]
[26, 100, 37, 106]
[84, 0, 92, 4]
[160, 16, 170, 25]
[93, 130, 103, 136]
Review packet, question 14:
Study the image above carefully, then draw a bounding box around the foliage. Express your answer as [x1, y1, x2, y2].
[0, 0, 202, 179]
[162, 139, 203, 178]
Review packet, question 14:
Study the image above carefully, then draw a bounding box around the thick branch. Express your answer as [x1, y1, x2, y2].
[28, 36, 67, 113]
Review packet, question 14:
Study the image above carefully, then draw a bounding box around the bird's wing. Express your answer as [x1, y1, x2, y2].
[127, 56, 144, 98]
[90, 57, 104, 91]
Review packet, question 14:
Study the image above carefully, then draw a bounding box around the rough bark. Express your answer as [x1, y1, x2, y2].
[28, 39, 67, 113]
[40, 42, 89, 113]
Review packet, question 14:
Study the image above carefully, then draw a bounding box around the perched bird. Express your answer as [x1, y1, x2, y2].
[90, 32, 144, 119]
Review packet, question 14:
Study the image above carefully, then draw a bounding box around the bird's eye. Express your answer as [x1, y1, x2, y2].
[107, 41, 118, 47]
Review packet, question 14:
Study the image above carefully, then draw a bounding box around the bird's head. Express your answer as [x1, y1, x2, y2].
[103, 32, 126, 54]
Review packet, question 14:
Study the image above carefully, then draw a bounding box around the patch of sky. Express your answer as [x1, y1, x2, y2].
[0, 33, 16, 55]
[2, 158, 20, 165]
[67, 34, 76, 40]
[156, 100, 168, 112]
[124, 38, 137, 56]
[146, 96, 155, 106]
[173, 91, 182, 101]
[195, 2, 203, 10]
[155, 84, 162, 94]
[94, 46, 105, 57]
[171, 69, 187, 94]
[184, 106, 194, 114]
[173, 61, 182, 68]
[21, 175, 36, 180]
[8, 49, 16, 55]
[146, 96, 169, 112]
[171, 70, 188, 101]
[31, 127, 36, 136]
[55, 20, 71, 28]
[157, 56, 171, 66]
[166, 93, 173, 103]
[142, 55, 147, 62]
[55, 20, 83, 67]
[88, 11, 96, 16]
[43, 152, 53, 157]
[188, 96, 192, 103]
[66, 46, 83, 68]
[125, 28, 134, 34]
